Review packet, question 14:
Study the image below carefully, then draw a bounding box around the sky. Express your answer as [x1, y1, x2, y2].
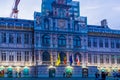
[0, 0, 120, 29]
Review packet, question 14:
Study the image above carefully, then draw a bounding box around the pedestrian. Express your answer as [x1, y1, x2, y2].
[63, 72, 65, 78]
[113, 70, 117, 79]
[101, 72, 106, 80]
[19, 71, 21, 78]
[95, 72, 100, 80]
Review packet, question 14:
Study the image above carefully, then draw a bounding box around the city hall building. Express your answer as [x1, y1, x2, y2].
[0, 0, 120, 78]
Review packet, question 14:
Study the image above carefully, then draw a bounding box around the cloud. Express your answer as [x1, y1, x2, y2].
[112, 7, 120, 11]
[83, 6, 101, 10]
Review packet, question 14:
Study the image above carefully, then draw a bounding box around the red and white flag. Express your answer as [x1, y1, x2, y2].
[76, 55, 80, 66]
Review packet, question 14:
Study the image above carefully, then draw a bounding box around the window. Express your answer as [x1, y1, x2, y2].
[0, 22, 6, 26]
[94, 55, 97, 63]
[42, 35, 50, 46]
[17, 34, 21, 44]
[8, 23, 14, 27]
[36, 36, 39, 46]
[74, 23, 78, 31]
[44, 18, 49, 30]
[100, 54, 104, 63]
[117, 55, 120, 64]
[111, 39, 114, 48]
[9, 33, 14, 44]
[99, 39, 103, 48]
[93, 38, 97, 47]
[24, 33, 29, 44]
[68, 23, 70, 30]
[1, 32, 6, 43]
[1, 51, 6, 61]
[32, 52, 34, 62]
[88, 38, 91, 47]
[116, 39, 120, 48]
[105, 39, 109, 48]
[105, 55, 109, 63]
[42, 52, 50, 62]
[25, 51, 29, 61]
[73, 36, 81, 47]
[58, 36, 66, 46]
[17, 52, 21, 61]
[9, 52, 14, 61]
[111, 55, 115, 64]
[88, 54, 91, 63]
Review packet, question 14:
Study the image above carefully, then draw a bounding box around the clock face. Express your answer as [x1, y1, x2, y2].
[58, 19, 66, 28]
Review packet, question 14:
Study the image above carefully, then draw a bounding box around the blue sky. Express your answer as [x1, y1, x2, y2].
[0, 0, 120, 29]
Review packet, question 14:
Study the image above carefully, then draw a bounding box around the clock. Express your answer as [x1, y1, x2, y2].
[58, 19, 66, 28]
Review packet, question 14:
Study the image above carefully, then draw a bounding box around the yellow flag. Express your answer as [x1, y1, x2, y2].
[55, 53, 61, 66]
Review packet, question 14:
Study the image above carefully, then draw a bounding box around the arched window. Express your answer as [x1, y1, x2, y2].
[73, 36, 81, 47]
[59, 52, 66, 62]
[58, 36, 66, 46]
[42, 51, 50, 62]
[44, 18, 49, 30]
[74, 53, 82, 63]
[42, 35, 50, 46]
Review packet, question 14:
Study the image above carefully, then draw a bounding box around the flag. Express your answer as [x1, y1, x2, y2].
[55, 53, 61, 66]
[64, 56, 67, 65]
[69, 55, 73, 66]
[76, 55, 80, 66]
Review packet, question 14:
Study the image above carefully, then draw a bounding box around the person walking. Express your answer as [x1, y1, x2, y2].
[63, 72, 66, 78]
[95, 72, 100, 80]
[101, 72, 106, 80]
[113, 70, 117, 80]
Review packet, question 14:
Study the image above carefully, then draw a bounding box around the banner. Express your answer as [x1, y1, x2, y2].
[76, 55, 80, 66]
[55, 53, 61, 66]
[69, 55, 73, 66]
[64, 56, 67, 65]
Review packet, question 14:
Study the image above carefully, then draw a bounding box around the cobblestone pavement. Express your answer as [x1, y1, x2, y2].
[0, 77, 119, 80]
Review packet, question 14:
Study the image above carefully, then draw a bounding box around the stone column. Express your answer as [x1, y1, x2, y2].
[39, 51, 42, 65]
[14, 51, 17, 63]
[86, 53, 88, 67]
[82, 52, 87, 68]
[104, 55, 106, 65]
[72, 52, 74, 66]
[115, 55, 117, 65]
[66, 51, 69, 65]
[29, 51, 32, 65]
[91, 54, 94, 65]
[97, 54, 100, 67]
[6, 51, 9, 63]
[21, 51, 25, 66]
[50, 51, 53, 65]
[109, 55, 111, 66]
[81, 53, 86, 68]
